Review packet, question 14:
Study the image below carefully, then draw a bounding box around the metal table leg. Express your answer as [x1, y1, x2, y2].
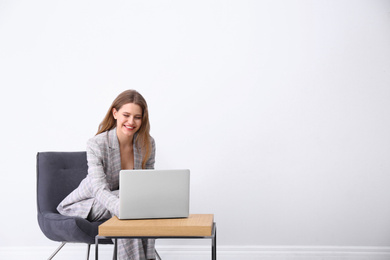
[212, 223, 217, 260]
[113, 238, 118, 260]
[95, 236, 99, 260]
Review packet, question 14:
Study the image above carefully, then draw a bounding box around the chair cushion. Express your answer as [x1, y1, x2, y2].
[38, 212, 103, 243]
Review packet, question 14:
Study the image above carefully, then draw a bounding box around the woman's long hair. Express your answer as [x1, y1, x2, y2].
[97, 89, 152, 169]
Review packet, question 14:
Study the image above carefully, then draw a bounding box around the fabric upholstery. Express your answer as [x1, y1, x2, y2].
[36, 151, 111, 245]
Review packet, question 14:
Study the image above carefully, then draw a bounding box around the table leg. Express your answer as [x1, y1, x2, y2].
[113, 238, 118, 260]
[212, 224, 217, 260]
[95, 236, 99, 260]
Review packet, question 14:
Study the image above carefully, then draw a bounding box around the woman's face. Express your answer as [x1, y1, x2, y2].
[113, 103, 143, 138]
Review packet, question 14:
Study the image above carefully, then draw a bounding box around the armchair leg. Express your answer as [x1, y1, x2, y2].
[155, 249, 162, 260]
[48, 242, 66, 260]
[86, 244, 91, 260]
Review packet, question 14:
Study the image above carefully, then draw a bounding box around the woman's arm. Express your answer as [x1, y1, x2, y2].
[86, 138, 120, 216]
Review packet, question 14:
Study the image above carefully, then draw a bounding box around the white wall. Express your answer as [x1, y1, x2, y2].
[1, 0, 390, 251]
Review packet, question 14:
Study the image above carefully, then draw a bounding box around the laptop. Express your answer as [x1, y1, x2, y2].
[118, 169, 190, 220]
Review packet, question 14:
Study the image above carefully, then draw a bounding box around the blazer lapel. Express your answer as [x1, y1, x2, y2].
[108, 128, 121, 187]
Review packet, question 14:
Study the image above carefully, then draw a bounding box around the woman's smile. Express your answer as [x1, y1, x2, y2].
[124, 125, 136, 130]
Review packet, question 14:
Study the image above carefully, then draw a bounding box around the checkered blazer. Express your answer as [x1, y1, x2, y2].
[57, 128, 156, 219]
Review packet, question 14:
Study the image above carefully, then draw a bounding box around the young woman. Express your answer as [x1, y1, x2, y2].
[57, 89, 156, 260]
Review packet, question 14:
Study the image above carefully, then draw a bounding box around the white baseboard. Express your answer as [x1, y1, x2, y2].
[1, 245, 390, 260]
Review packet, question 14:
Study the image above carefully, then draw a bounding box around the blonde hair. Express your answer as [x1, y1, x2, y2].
[97, 90, 152, 169]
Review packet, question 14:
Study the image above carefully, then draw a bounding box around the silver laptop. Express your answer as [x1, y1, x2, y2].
[119, 169, 190, 219]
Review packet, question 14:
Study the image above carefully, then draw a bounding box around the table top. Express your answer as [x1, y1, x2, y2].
[98, 214, 214, 237]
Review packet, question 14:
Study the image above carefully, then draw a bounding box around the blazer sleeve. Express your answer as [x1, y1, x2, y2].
[145, 137, 156, 169]
[86, 138, 120, 216]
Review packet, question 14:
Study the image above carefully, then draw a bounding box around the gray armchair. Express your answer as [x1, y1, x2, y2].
[36, 151, 112, 259]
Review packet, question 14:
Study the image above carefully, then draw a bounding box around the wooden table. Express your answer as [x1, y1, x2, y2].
[95, 214, 216, 259]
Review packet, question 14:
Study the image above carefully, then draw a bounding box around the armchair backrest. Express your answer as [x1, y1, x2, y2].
[37, 152, 88, 214]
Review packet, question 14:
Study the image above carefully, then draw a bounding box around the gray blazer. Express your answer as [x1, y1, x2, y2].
[57, 128, 156, 219]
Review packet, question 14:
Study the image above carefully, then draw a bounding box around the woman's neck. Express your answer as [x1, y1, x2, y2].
[116, 129, 134, 148]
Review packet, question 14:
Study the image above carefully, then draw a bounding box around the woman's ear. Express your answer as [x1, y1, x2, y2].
[112, 108, 118, 119]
